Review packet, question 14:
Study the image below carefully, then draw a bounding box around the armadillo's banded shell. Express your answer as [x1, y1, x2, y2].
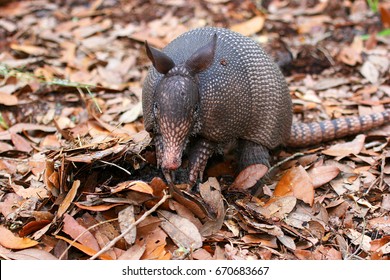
[287, 110, 390, 147]
[143, 27, 292, 148]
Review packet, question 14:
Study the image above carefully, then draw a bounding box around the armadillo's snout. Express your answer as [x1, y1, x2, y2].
[161, 147, 183, 170]
[161, 154, 182, 170]
[161, 157, 181, 170]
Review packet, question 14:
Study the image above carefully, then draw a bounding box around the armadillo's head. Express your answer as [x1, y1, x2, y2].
[145, 34, 217, 171]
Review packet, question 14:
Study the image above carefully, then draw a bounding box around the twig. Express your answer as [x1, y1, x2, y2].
[89, 191, 171, 260]
[378, 155, 386, 190]
[99, 160, 132, 175]
[268, 152, 305, 174]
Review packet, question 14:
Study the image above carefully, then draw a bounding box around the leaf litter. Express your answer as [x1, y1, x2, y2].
[0, 0, 390, 260]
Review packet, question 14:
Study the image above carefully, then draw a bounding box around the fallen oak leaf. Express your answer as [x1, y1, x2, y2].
[322, 134, 366, 158]
[308, 165, 340, 188]
[111, 180, 154, 195]
[230, 164, 268, 190]
[0, 123, 56, 141]
[274, 165, 314, 206]
[10, 43, 48, 56]
[55, 235, 112, 260]
[0, 92, 18, 106]
[263, 196, 297, 219]
[62, 213, 100, 252]
[56, 180, 80, 218]
[10, 133, 33, 153]
[230, 15, 265, 36]
[277, 235, 296, 251]
[118, 205, 137, 245]
[0, 247, 57, 260]
[158, 210, 203, 250]
[0, 225, 38, 249]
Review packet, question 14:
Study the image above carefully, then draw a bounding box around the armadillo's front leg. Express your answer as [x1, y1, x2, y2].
[188, 138, 216, 185]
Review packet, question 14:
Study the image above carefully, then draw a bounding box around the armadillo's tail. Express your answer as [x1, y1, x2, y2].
[286, 110, 390, 147]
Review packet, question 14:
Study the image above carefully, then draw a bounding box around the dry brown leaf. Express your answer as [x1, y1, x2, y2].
[308, 165, 340, 188]
[0, 247, 57, 260]
[243, 216, 284, 237]
[345, 229, 371, 252]
[320, 246, 342, 260]
[74, 202, 123, 211]
[140, 226, 170, 260]
[62, 213, 100, 252]
[263, 196, 297, 219]
[199, 177, 223, 214]
[231, 164, 268, 190]
[284, 212, 312, 229]
[0, 123, 56, 141]
[241, 235, 278, 248]
[158, 210, 202, 250]
[170, 201, 202, 229]
[0, 225, 38, 249]
[10, 133, 32, 153]
[322, 134, 366, 157]
[274, 165, 314, 206]
[191, 248, 213, 260]
[118, 243, 146, 260]
[380, 3, 390, 27]
[0, 193, 23, 219]
[0, 92, 18, 106]
[55, 235, 112, 260]
[370, 236, 390, 252]
[10, 43, 48, 56]
[111, 180, 154, 195]
[361, 60, 380, 84]
[230, 15, 265, 36]
[277, 235, 296, 251]
[367, 216, 390, 234]
[56, 180, 80, 218]
[118, 205, 137, 245]
[19, 220, 52, 237]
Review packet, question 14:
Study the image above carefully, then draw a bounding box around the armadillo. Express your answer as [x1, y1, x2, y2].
[142, 27, 389, 186]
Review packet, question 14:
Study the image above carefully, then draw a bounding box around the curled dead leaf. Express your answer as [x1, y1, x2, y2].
[56, 180, 80, 218]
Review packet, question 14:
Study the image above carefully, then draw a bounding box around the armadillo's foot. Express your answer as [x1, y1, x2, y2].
[188, 138, 216, 185]
[154, 134, 164, 168]
[237, 140, 271, 194]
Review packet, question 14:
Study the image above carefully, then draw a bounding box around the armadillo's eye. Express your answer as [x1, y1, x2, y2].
[194, 104, 200, 113]
[153, 103, 159, 114]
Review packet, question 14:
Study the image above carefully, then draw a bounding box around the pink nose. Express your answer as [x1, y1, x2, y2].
[161, 157, 181, 170]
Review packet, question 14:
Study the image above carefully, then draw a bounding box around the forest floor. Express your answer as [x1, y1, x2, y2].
[0, 0, 390, 260]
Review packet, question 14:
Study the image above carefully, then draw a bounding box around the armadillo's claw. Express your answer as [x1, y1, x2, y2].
[163, 169, 175, 186]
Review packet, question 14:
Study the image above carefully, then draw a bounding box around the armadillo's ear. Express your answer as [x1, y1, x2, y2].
[145, 41, 175, 74]
[185, 33, 217, 74]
